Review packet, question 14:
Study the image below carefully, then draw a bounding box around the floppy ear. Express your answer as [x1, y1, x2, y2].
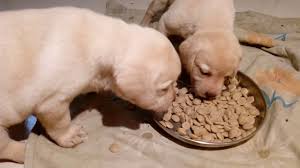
[179, 38, 198, 74]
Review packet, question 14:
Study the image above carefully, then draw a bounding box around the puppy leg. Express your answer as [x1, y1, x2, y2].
[141, 0, 170, 26]
[36, 99, 87, 148]
[0, 127, 25, 163]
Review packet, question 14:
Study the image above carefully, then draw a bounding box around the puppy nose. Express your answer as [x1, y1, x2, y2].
[205, 91, 217, 98]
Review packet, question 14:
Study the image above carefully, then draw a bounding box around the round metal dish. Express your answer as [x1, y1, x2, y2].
[154, 71, 267, 148]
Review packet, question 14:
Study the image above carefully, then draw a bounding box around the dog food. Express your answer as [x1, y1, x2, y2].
[159, 77, 259, 143]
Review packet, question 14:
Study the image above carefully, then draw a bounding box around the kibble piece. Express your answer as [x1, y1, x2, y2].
[177, 128, 187, 136]
[247, 116, 256, 125]
[193, 99, 202, 105]
[173, 106, 182, 114]
[188, 94, 194, 100]
[249, 108, 260, 116]
[247, 96, 255, 104]
[163, 113, 172, 121]
[237, 97, 247, 105]
[188, 133, 199, 139]
[196, 114, 205, 123]
[238, 114, 249, 125]
[232, 92, 242, 100]
[109, 143, 121, 153]
[222, 132, 229, 138]
[202, 133, 215, 141]
[242, 123, 254, 130]
[228, 119, 239, 127]
[229, 128, 242, 138]
[182, 122, 191, 130]
[171, 115, 180, 122]
[216, 132, 224, 140]
[224, 125, 231, 131]
[211, 125, 220, 133]
[205, 116, 213, 125]
[193, 119, 202, 126]
[228, 84, 236, 91]
[178, 87, 188, 96]
[222, 91, 230, 97]
[186, 99, 193, 106]
[185, 107, 193, 115]
[165, 121, 174, 129]
[223, 138, 232, 143]
[205, 124, 211, 132]
[241, 88, 249, 97]
[191, 126, 202, 136]
[172, 102, 179, 107]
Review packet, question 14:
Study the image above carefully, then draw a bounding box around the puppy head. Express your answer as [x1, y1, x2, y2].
[179, 31, 242, 98]
[113, 39, 181, 113]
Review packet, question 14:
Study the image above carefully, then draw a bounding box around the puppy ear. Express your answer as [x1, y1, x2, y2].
[179, 38, 197, 74]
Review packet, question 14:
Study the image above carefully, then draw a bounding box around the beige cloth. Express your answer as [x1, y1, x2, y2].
[24, 1, 300, 167]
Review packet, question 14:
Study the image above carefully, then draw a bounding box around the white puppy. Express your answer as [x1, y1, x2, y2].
[141, 0, 242, 98]
[0, 7, 181, 163]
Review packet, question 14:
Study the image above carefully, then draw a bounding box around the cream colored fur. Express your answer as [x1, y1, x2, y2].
[0, 7, 181, 163]
[141, 0, 242, 97]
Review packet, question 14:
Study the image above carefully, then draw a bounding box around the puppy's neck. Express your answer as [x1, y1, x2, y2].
[84, 18, 136, 94]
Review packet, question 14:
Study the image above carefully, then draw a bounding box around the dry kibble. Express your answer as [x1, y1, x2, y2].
[196, 114, 205, 123]
[243, 123, 254, 130]
[228, 84, 236, 91]
[173, 106, 182, 114]
[211, 125, 220, 133]
[172, 102, 179, 107]
[177, 128, 187, 136]
[171, 115, 180, 122]
[109, 143, 121, 153]
[159, 76, 259, 143]
[247, 96, 255, 103]
[222, 132, 229, 138]
[241, 88, 249, 97]
[193, 119, 202, 126]
[193, 99, 202, 105]
[178, 88, 188, 95]
[229, 128, 242, 138]
[182, 122, 191, 130]
[216, 132, 224, 140]
[163, 113, 172, 121]
[188, 133, 199, 140]
[165, 121, 174, 129]
[238, 114, 249, 125]
[205, 124, 211, 132]
[202, 133, 215, 141]
[223, 138, 232, 143]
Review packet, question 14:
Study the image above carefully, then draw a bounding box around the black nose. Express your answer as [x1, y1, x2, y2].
[205, 92, 217, 98]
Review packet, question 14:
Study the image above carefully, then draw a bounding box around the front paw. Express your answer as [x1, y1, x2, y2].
[52, 124, 88, 148]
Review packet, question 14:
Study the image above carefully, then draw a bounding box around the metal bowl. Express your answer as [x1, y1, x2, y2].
[153, 71, 267, 148]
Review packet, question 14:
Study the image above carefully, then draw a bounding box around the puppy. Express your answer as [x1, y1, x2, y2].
[141, 0, 242, 98]
[0, 7, 181, 163]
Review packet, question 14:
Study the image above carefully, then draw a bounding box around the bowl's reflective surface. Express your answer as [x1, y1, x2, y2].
[154, 71, 267, 148]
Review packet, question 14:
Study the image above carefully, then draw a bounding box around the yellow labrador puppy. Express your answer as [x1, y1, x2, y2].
[0, 7, 181, 163]
[141, 0, 242, 98]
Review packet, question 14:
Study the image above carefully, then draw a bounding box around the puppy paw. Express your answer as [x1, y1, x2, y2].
[54, 124, 88, 148]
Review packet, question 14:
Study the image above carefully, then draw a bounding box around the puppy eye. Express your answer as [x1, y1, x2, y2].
[200, 68, 211, 76]
[198, 64, 211, 77]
